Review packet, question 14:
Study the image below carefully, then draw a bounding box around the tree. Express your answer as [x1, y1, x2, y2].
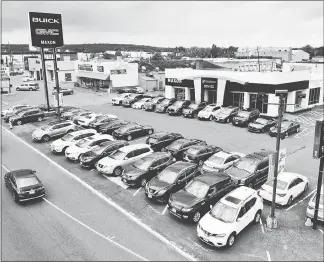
[103, 53, 115, 60]
[152, 52, 164, 61]
[89, 53, 95, 59]
[301, 45, 314, 58]
[211, 44, 221, 58]
[115, 50, 122, 56]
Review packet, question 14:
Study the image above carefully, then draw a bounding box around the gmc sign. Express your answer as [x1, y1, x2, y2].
[29, 12, 64, 48]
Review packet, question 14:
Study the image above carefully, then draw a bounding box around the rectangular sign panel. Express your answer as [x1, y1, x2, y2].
[201, 78, 217, 89]
[111, 69, 127, 75]
[165, 78, 194, 88]
[29, 12, 64, 48]
[78, 64, 93, 71]
[267, 148, 286, 182]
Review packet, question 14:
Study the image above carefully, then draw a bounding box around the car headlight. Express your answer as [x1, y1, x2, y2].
[211, 233, 226, 237]
[182, 207, 193, 212]
[157, 189, 167, 196]
[277, 193, 286, 197]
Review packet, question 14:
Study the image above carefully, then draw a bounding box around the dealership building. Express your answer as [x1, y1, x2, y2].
[164, 65, 323, 117]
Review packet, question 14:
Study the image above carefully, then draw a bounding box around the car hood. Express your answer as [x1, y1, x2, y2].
[113, 97, 125, 101]
[249, 123, 264, 129]
[199, 213, 233, 234]
[80, 153, 99, 162]
[148, 178, 170, 191]
[123, 165, 146, 177]
[156, 104, 167, 109]
[198, 110, 209, 116]
[226, 167, 250, 179]
[98, 157, 121, 166]
[203, 160, 222, 170]
[32, 129, 46, 137]
[214, 112, 229, 118]
[170, 190, 200, 209]
[51, 139, 66, 147]
[233, 116, 248, 121]
[168, 105, 180, 110]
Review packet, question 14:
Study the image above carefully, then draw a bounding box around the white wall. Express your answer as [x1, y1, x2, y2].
[194, 78, 202, 104]
[267, 94, 279, 117]
[217, 79, 226, 106]
[165, 85, 175, 99]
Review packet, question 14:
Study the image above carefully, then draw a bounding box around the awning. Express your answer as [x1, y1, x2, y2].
[76, 71, 110, 80]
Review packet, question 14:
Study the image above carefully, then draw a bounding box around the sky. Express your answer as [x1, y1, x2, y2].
[2, 1, 323, 48]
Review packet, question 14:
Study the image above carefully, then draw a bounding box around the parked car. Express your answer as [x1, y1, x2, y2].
[163, 138, 207, 160]
[248, 116, 277, 133]
[224, 149, 274, 188]
[112, 93, 132, 105]
[213, 106, 240, 123]
[182, 102, 207, 118]
[112, 124, 154, 141]
[3, 106, 38, 123]
[168, 172, 235, 223]
[132, 97, 152, 109]
[155, 98, 177, 113]
[37, 103, 56, 112]
[10, 108, 44, 126]
[145, 162, 200, 204]
[62, 108, 88, 120]
[52, 87, 74, 95]
[197, 104, 221, 121]
[122, 94, 147, 107]
[167, 100, 191, 116]
[16, 83, 39, 91]
[80, 140, 129, 169]
[72, 111, 94, 124]
[121, 152, 175, 187]
[65, 134, 115, 161]
[144, 96, 165, 111]
[96, 144, 153, 176]
[4, 169, 45, 203]
[269, 121, 301, 139]
[32, 120, 77, 142]
[202, 151, 246, 173]
[50, 129, 97, 154]
[306, 188, 324, 222]
[232, 108, 260, 127]
[182, 145, 223, 166]
[22, 76, 37, 82]
[197, 186, 263, 247]
[117, 86, 144, 94]
[2, 104, 30, 116]
[88, 114, 118, 130]
[259, 172, 309, 206]
[146, 132, 183, 152]
[99, 120, 131, 135]
[77, 113, 103, 127]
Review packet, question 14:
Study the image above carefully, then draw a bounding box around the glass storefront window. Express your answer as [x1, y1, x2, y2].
[232, 92, 244, 109]
[250, 93, 268, 113]
[309, 88, 321, 105]
[175, 88, 185, 100]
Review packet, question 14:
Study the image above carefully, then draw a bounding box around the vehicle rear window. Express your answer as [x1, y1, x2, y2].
[237, 111, 250, 117]
[224, 195, 241, 205]
[17, 176, 39, 188]
[265, 179, 287, 190]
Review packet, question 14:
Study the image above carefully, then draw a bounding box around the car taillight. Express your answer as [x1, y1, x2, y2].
[277, 193, 286, 197]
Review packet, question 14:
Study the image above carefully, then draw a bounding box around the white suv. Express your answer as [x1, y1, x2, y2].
[112, 93, 132, 105]
[16, 83, 39, 91]
[197, 186, 263, 248]
[77, 113, 103, 127]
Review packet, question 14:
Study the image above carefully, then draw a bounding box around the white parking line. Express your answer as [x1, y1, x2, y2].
[133, 187, 142, 196]
[187, 237, 209, 252]
[2, 127, 198, 261]
[266, 250, 271, 261]
[102, 174, 129, 189]
[319, 229, 324, 235]
[260, 218, 265, 234]
[285, 203, 298, 211]
[162, 205, 168, 215]
[285, 189, 316, 211]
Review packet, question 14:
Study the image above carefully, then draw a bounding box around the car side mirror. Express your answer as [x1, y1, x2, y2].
[124, 157, 128, 160]
[10, 84, 13, 87]
[210, 205, 213, 210]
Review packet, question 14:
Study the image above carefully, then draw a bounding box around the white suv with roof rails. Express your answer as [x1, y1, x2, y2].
[197, 186, 263, 248]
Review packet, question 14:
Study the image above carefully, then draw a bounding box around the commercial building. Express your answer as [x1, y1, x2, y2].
[291, 50, 310, 62]
[165, 67, 323, 117]
[235, 47, 292, 62]
[139, 75, 158, 92]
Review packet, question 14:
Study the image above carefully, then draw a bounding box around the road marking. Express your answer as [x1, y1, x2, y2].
[286, 189, 316, 211]
[102, 174, 129, 189]
[2, 164, 10, 172]
[133, 187, 142, 196]
[2, 127, 198, 261]
[42, 198, 149, 261]
[187, 237, 209, 252]
[266, 250, 271, 261]
[162, 205, 168, 215]
[260, 217, 265, 234]
[319, 229, 323, 234]
[285, 203, 298, 211]
[149, 205, 161, 215]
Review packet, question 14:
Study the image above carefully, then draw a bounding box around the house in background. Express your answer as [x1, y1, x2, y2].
[291, 50, 310, 62]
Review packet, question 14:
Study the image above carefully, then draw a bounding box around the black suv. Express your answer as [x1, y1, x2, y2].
[146, 132, 183, 152]
[80, 140, 129, 169]
[112, 124, 154, 141]
[99, 120, 131, 135]
[88, 115, 118, 130]
[224, 149, 274, 188]
[182, 145, 223, 166]
[167, 100, 191, 116]
[168, 172, 235, 223]
[163, 138, 207, 160]
[121, 152, 175, 187]
[9, 109, 44, 125]
[248, 116, 277, 133]
[182, 102, 207, 118]
[4, 169, 45, 203]
[213, 106, 240, 123]
[145, 162, 199, 203]
[4, 106, 38, 123]
[155, 98, 177, 113]
[232, 108, 260, 127]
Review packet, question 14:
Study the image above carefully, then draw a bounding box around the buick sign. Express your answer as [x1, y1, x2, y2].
[29, 12, 64, 48]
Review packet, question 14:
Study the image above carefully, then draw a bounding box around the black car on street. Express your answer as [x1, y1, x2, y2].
[80, 140, 129, 169]
[248, 116, 277, 133]
[145, 162, 199, 203]
[224, 149, 274, 188]
[88, 115, 118, 130]
[112, 124, 154, 141]
[4, 169, 45, 203]
[9, 108, 44, 125]
[167, 100, 191, 116]
[269, 121, 301, 139]
[121, 152, 175, 187]
[163, 138, 207, 160]
[213, 106, 240, 123]
[144, 96, 165, 111]
[182, 145, 223, 166]
[146, 132, 183, 152]
[52, 88, 74, 95]
[4, 106, 38, 122]
[182, 102, 207, 118]
[168, 172, 235, 223]
[232, 108, 260, 127]
[117, 87, 137, 94]
[99, 120, 131, 135]
[155, 98, 177, 113]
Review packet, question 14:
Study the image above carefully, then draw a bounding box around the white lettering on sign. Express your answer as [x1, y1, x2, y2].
[202, 79, 217, 84]
[32, 17, 60, 24]
[40, 40, 56, 45]
[35, 29, 59, 36]
[168, 78, 182, 84]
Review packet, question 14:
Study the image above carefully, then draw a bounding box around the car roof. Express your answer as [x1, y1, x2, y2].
[48, 120, 72, 126]
[223, 186, 256, 207]
[150, 132, 170, 138]
[195, 172, 231, 185]
[119, 143, 150, 152]
[8, 169, 35, 178]
[245, 149, 274, 161]
[71, 129, 96, 136]
[144, 152, 171, 159]
[168, 161, 196, 171]
[213, 151, 232, 158]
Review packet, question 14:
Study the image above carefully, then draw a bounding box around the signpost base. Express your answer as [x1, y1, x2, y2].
[305, 217, 313, 227]
[266, 215, 278, 229]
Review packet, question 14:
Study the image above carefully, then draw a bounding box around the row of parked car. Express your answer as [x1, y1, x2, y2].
[111, 93, 302, 140]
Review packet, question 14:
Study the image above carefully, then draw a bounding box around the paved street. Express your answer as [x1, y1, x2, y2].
[1, 76, 323, 261]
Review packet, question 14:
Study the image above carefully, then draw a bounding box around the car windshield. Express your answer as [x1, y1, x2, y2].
[173, 101, 183, 107]
[134, 157, 154, 170]
[208, 155, 225, 164]
[312, 193, 324, 205]
[186, 147, 201, 156]
[218, 108, 232, 115]
[188, 104, 198, 109]
[157, 169, 179, 184]
[237, 111, 250, 117]
[255, 118, 269, 125]
[265, 179, 287, 190]
[61, 134, 74, 142]
[17, 111, 26, 117]
[234, 160, 256, 173]
[160, 99, 170, 106]
[210, 202, 238, 223]
[17, 176, 39, 188]
[76, 138, 94, 148]
[118, 126, 133, 132]
[202, 106, 214, 112]
[139, 98, 149, 102]
[168, 141, 184, 151]
[109, 149, 127, 160]
[281, 122, 291, 129]
[184, 180, 209, 198]
[40, 125, 51, 131]
[147, 137, 158, 144]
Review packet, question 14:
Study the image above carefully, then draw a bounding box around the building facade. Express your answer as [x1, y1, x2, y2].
[235, 47, 292, 62]
[291, 50, 310, 62]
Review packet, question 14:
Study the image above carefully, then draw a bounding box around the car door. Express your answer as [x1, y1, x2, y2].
[244, 197, 258, 224]
[124, 150, 136, 165]
[51, 124, 63, 136]
[173, 171, 187, 193]
[28, 110, 38, 122]
[289, 178, 304, 198]
[235, 206, 249, 233]
[223, 155, 239, 169]
[288, 123, 295, 135]
[255, 160, 269, 186]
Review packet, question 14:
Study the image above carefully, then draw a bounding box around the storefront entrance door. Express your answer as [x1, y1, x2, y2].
[207, 90, 217, 104]
[190, 89, 195, 102]
[232, 92, 244, 109]
[250, 94, 268, 113]
[175, 88, 185, 100]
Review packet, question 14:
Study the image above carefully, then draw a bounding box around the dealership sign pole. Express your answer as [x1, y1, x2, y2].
[29, 12, 64, 113]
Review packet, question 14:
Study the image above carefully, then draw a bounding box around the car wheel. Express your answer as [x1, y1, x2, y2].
[198, 160, 204, 166]
[140, 178, 147, 187]
[42, 135, 50, 142]
[209, 115, 214, 121]
[17, 120, 22, 125]
[16, 87, 20, 91]
[192, 211, 201, 223]
[226, 118, 230, 123]
[303, 183, 308, 194]
[126, 135, 132, 141]
[254, 211, 262, 224]
[37, 117, 43, 122]
[296, 127, 300, 133]
[285, 132, 289, 139]
[29, 88, 33, 91]
[281, 134, 286, 140]
[148, 129, 153, 135]
[62, 146, 68, 153]
[287, 196, 293, 206]
[141, 105, 144, 109]
[227, 233, 236, 247]
[70, 91, 73, 95]
[113, 166, 123, 176]
[194, 113, 198, 118]
[12, 191, 19, 203]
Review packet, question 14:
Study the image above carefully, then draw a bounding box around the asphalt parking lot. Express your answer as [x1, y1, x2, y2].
[2, 76, 323, 261]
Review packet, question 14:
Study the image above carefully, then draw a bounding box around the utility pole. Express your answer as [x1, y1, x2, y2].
[40, 48, 51, 111]
[53, 48, 61, 118]
[257, 46, 261, 72]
